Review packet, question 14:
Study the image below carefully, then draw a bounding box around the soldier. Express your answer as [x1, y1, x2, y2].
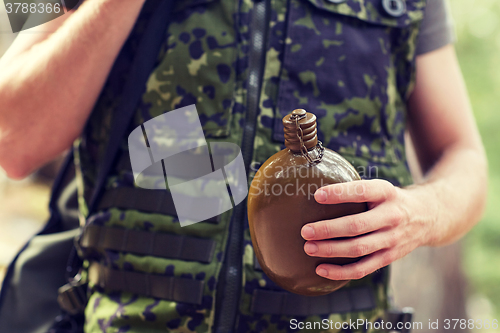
[0, 0, 487, 332]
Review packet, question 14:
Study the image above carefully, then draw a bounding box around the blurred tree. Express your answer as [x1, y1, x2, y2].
[450, 0, 500, 326]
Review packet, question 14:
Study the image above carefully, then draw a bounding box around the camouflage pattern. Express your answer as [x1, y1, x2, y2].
[74, 0, 427, 332]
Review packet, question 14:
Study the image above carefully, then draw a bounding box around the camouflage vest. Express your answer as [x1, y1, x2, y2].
[75, 0, 427, 331]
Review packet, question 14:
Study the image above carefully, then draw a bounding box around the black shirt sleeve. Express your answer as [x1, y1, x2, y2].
[416, 0, 457, 55]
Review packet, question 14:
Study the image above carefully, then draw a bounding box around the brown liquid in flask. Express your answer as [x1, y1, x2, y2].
[248, 109, 367, 296]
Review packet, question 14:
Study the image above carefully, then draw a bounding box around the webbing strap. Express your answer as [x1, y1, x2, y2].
[114, 153, 212, 179]
[87, 0, 175, 215]
[80, 225, 215, 263]
[88, 262, 204, 305]
[251, 286, 376, 316]
[97, 187, 220, 223]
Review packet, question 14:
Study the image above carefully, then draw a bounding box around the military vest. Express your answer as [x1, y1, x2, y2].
[75, 0, 427, 331]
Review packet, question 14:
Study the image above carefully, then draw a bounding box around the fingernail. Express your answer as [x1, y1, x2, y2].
[317, 268, 328, 277]
[304, 242, 318, 254]
[302, 226, 315, 239]
[315, 189, 327, 203]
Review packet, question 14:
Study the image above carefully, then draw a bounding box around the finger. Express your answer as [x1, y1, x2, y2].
[301, 204, 403, 240]
[304, 229, 397, 258]
[315, 249, 398, 281]
[314, 179, 396, 205]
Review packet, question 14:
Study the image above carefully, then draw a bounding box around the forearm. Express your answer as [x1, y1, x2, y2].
[405, 45, 488, 247]
[407, 143, 487, 247]
[0, 0, 146, 178]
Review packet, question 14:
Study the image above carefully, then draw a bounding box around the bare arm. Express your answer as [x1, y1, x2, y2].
[405, 44, 487, 246]
[300, 44, 488, 280]
[0, 0, 146, 179]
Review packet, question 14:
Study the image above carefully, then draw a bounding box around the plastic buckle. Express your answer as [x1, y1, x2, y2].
[57, 278, 88, 315]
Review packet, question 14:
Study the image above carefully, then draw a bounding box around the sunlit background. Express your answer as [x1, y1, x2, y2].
[450, 0, 500, 326]
[0, 0, 499, 332]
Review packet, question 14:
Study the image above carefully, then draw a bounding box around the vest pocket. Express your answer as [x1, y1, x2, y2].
[141, 0, 237, 139]
[273, 0, 425, 165]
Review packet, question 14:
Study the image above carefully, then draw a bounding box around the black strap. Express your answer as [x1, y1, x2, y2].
[253, 254, 263, 271]
[96, 187, 221, 223]
[387, 308, 414, 333]
[88, 262, 204, 305]
[87, 0, 176, 215]
[80, 225, 216, 263]
[251, 286, 376, 316]
[114, 153, 134, 172]
[43, 150, 76, 234]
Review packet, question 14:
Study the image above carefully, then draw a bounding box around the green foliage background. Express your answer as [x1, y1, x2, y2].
[449, 0, 500, 323]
